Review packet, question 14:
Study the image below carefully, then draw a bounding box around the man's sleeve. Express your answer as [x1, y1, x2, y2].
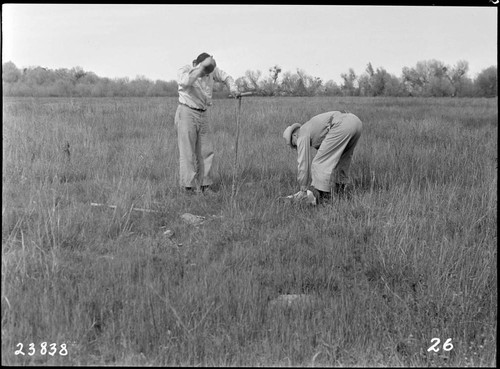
[296, 134, 311, 191]
[177, 65, 193, 87]
[213, 67, 239, 94]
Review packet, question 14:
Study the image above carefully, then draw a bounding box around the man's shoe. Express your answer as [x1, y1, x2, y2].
[183, 187, 195, 194]
[311, 187, 331, 205]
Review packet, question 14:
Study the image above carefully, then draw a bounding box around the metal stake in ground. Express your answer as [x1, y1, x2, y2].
[231, 92, 253, 199]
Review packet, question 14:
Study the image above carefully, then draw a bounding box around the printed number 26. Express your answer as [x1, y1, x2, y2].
[428, 338, 453, 352]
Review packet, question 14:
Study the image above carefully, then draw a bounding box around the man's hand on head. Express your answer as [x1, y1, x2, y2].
[200, 56, 216, 74]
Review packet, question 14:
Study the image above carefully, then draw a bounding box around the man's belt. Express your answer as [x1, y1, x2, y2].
[180, 103, 206, 112]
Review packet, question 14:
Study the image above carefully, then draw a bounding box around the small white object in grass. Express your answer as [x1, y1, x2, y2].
[163, 229, 174, 238]
[285, 190, 316, 205]
[181, 213, 206, 225]
[269, 294, 316, 308]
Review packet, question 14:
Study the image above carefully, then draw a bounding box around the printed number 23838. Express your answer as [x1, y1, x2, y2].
[14, 343, 68, 356]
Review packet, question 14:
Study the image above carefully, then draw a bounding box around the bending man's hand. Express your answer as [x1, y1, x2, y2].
[293, 190, 308, 201]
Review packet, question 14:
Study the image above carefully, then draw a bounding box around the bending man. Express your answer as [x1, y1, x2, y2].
[282, 110, 362, 204]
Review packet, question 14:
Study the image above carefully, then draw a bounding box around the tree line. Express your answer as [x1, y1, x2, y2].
[2, 60, 497, 98]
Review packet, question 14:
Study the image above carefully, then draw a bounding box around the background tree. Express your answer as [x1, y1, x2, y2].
[2, 61, 22, 83]
[296, 69, 323, 96]
[324, 79, 342, 96]
[359, 63, 404, 97]
[383, 73, 405, 96]
[235, 76, 251, 92]
[260, 66, 283, 96]
[402, 66, 422, 96]
[426, 60, 453, 97]
[373, 67, 390, 96]
[340, 68, 358, 96]
[445, 60, 469, 97]
[280, 71, 300, 96]
[129, 75, 153, 96]
[244, 70, 262, 92]
[269, 65, 282, 87]
[359, 63, 375, 96]
[474, 66, 497, 97]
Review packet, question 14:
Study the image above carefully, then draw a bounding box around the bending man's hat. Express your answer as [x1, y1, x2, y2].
[282, 123, 301, 148]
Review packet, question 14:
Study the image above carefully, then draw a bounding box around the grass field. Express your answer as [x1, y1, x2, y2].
[2, 95, 497, 366]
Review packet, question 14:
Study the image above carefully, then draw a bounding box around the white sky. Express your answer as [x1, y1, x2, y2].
[2, 4, 497, 84]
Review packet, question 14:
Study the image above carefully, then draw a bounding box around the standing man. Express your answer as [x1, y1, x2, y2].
[282, 110, 362, 204]
[175, 52, 240, 193]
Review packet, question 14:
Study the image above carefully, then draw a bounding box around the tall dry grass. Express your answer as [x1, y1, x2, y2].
[2, 96, 497, 366]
